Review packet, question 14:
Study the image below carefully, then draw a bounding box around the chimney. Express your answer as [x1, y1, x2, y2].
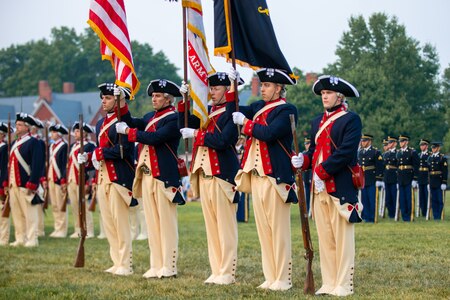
[38, 80, 52, 104]
[63, 82, 75, 94]
[251, 76, 260, 97]
[305, 73, 318, 86]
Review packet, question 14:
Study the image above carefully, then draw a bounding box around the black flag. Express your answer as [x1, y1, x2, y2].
[214, 0, 296, 79]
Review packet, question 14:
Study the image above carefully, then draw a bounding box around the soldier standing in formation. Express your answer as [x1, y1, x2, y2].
[179, 71, 241, 285]
[292, 75, 362, 296]
[383, 136, 399, 219]
[358, 134, 383, 222]
[428, 142, 448, 220]
[115, 79, 185, 279]
[78, 84, 137, 276]
[396, 135, 419, 221]
[232, 68, 298, 291]
[47, 124, 69, 238]
[0, 123, 11, 245]
[417, 139, 431, 217]
[8, 113, 45, 247]
[67, 122, 96, 238]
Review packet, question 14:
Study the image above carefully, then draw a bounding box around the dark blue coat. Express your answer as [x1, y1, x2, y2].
[10, 136, 44, 189]
[383, 150, 398, 184]
[427, 154, 448, 189]
[396, 147, 419, 185]
[49, 141, 68, 185]
[129, 106, 182, 189]
[358, 146, 383, 186]
[95, 110, 135, 191]
[0, 142, 8, 191]
[304, 111, 362, 205]
[239, 100, 298, 189]
[417, 152, 430, 185]
[179, 101, 240, 185]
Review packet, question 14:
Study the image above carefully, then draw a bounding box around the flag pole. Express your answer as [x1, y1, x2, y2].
[182, 3, 189, 166]
[225, 0, 239, 113]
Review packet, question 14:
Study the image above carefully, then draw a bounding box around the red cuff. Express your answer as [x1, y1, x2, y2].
[243, 120, 255, 136]
[177, 101, 190, 113]
[25, 181, 38, 191]
[94, 147, 104, 161]
[40, 177, 47, 183]
[128, 128, 138, 142]
[195, 130, 206, 146]
[314, 163, 331, 180]
[0, 188, 4, 196]
[115, 103, 129, 115]
[225, 91, 236, 103]
[2, 180, 7, 188]
[60, 178, 67, 185]
[301, 154, 311, 172]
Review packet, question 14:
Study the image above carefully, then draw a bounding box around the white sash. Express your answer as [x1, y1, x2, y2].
[253, 100, 286, 120]
[314, 111, 348, 144]
[11, 135, 32, 176]
[208, 107, 226, 119]
[70, 143, 81, 171]
[145, 110, 175, 131]
[99, 116, 118, 138]
[50, 141, 65, 179]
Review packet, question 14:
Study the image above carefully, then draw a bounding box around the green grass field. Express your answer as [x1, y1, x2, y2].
[1, 195, 449, 299]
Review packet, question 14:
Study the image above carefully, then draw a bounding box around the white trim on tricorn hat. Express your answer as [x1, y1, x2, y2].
[256, 68, 297, 85]
[207, 72, 245, 86]
[72, 122, 96, 134]
[312, 75, 359, 97]
[49, 123, 69, 135]
[16, 113, 42, 128]
[98, 83, 131, 100]
[147, 79, 182, 97]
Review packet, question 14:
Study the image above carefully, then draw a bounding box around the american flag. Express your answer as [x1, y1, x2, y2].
[183, 0, 215, 128]
[88, 0, 140, 98]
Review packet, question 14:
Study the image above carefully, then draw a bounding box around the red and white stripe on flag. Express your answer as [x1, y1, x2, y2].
[88, 0, 140, 98]
[183, 0, 215, 128]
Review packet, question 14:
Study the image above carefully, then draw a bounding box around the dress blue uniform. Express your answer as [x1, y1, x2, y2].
[427, 142, 448, 220]
[396, 135, 419, 221]
[417, 139, 431, 217]
[358, 135, 383, 222]
[382, 137, 398, 218]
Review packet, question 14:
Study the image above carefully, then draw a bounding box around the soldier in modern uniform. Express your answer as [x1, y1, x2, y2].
[232, 68, 298, 291]
[358, 134, 384, 222]
[78, 83, 137, 276]
[0, 123, 11, 245]
[396, 135, 419, 221]
[292, 75, 362, 296]
[47, 124, 69, 238]
[8, 113, 45, 247]
[115, 79, 184, 279]
[303, 137, 312, 215]
[67, 122, 96, 238]
[383, 136, 398, 218]
[417, 139, 431, 217]
[427, 142, 448, 220]
[382, 138, 389, 153]
[178, 72, 242, 285]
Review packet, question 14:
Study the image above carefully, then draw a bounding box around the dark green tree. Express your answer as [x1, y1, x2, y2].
[442, 64, 450, 152]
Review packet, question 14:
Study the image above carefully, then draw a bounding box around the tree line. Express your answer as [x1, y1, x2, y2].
[0, 13, 449, 150]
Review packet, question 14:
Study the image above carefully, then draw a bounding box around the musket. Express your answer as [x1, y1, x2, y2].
[43, 123, 49, 210]
[74, 114, 87, 268]
[61, 124, 71, 212]
[290, 114, 315, 295]
[1, 113, 12, 218]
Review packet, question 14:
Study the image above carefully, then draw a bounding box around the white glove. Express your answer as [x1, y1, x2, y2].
[113, 85, 125, 98]
[115, 122, 129, 134]
[313, 173, 325, 193]
[411, 180, 418, 189]
[227, 67, 240, 83]
[77, 152, 88, 164]
[180, 128, 195, 139]
[291, 154, 304, 168]
[92, 151, 100, 170]
[441, 184, 447, 191]
[376, 181, 385, 189]
[232, 112, 246, 125]
[179, 81, 189, 95]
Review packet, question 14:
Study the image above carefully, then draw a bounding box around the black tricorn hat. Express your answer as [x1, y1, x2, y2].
[16, 113, 43, 128]
[147, 79, 182, 97]
[98, 83, 131, 100]
[208, 72, 245, 87]
[256, 68, 297, 85]
[312, 75, 359, 97]
[72, 122, 96, 134]
[0, 122, 9, 134]
[49, 123, 69, 135]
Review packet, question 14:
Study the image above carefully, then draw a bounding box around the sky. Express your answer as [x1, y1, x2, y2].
[1, 0, 450, 85]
